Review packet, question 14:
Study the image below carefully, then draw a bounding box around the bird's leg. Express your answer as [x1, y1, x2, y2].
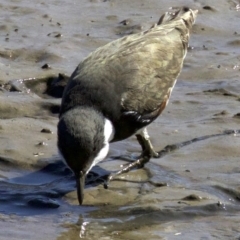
[136, 128, 159, 158]
[111, 128, 159, 162]
[104, 128, 158, 188]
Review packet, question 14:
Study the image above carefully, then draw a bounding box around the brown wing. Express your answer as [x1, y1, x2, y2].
[61, 8, 197, 125]
[93, 10, 195, 116]
[119, 34, 184, 114]
[114, 9, 196, 118]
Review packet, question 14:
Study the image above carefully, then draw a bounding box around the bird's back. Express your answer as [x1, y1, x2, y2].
[60, 8, 197, 140]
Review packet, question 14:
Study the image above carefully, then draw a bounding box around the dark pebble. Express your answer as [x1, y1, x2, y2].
[36, 141, 48, 147]
[54, 33, 62, 38]
[120, 19, 130, 25]
[203, 45, 208, 50]
[202, 6, 216, 11]
[182, 194, 202, 201]
[41, 128, 53, 134]
[41, 63, 51, 69]
[233, 113, 240, 118]
[213, 110, 228, 116]
[42, 14, 49, 18]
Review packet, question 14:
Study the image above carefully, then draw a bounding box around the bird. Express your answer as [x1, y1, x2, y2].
[57, 7, 198, 205]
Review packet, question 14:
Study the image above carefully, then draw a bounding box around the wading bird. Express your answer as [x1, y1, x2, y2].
[58, 7, 198, 205]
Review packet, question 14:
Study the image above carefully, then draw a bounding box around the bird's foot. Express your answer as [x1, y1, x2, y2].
[103, 156, 150, 189]
[135, 130, 160, 159]
[151, 149, 160, 158]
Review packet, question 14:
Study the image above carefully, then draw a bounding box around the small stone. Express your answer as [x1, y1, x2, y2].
[216, 201, 226, 209]
[42, 14, 49, 18]
[41, 63, 51, 69]
[41, 128, 53, 134]
[54, 33, 62, 38]
[203, 45, 208, 50]
[36, 141, 48, 146]
[120, 19, 130, 25]
[214, 110, 228, 116]
[233, 113, 240, 118]
[202, 6, 216, 11]
[182, 194, 202, 201]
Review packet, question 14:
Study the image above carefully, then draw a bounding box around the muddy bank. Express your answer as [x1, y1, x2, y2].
[0, 0, 240, 239]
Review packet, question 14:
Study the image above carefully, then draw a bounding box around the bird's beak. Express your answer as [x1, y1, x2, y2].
[75, 171, 85, 205]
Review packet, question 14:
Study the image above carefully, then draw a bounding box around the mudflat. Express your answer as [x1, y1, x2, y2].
[0, 0, 240, 239]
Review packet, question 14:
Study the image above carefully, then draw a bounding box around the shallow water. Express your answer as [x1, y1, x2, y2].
[0, 0, 240, 239]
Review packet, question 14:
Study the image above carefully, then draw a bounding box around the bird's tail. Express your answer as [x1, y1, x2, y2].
[157, 7, 198, 29]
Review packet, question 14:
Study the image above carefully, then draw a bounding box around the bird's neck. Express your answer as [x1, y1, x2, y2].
[103, 118, 115, 143]
[88, 117, 115, 171]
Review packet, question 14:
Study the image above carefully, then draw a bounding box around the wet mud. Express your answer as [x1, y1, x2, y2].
[0, 0, 240, 239]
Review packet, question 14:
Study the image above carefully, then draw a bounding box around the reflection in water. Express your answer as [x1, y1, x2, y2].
[79, 221, 90, 239]
[57, 201, 240, 240]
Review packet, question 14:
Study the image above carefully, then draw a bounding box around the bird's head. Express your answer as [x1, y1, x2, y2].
[57, 107, 114, 205]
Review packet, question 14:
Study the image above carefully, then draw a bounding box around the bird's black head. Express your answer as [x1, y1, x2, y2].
[57, 107, 106, 205]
